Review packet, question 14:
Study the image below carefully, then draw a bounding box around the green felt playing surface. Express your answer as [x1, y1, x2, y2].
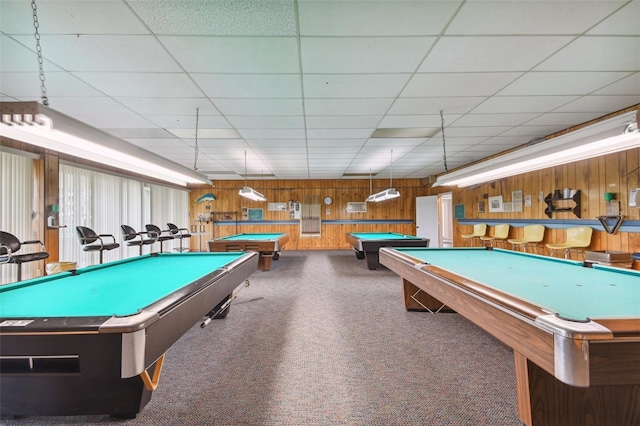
[219, 233, 285, 241]
[392, 247, 640, 321]
[0, 252, 246, 318]
[350, 232, 421, 240]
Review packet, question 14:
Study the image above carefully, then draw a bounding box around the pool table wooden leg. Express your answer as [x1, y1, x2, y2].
[402, 279, 451, 313]
[258, 253, 273, 271]
[514, 351, 640, 426]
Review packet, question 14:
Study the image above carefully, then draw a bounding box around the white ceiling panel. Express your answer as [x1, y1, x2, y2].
[301, 37, 434, 73]
[307, 129, 373, 139]
[389, 97, 487, 115]
[70, 114, 155, 129]
[145, 115, 231, 129]
[1, 0, 637, 181]
[13, 35, 181, 72]
[128, 0, 297, 36]
[298, 1, 460, 36]
[306, 116, 382, 129]
[594, 73, 640, 95]
[536, 37, 640, 71]
[402, 73, 522, 97]
[498, 72, 634, 96]
[420, 36, 573, 73]
[588, 1, 640, 35]
[553, 95, 640, 113]
[0, 0, 150, 35]
[378, 115, 458, 128]
[304, 74, 411, 98]
[238, 129, 306, 139]
[73, 72, 204, 97]
[160, 37, 299, 73]
[0, 72, 103, 97]
[214, 99, 303, 116]
[0, 36, 63, 73]
[115, 97, 219, 116]
[193, 74, 301, 98]
[304, 98, 394, 116]
[226, 116, 304, 129]
[447, 1, 626, 35]
[472, 96, 579, 114]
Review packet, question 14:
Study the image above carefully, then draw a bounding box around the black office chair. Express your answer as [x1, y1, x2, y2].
[75, 226, 120, 264]
[0, 231, 50, 281]
[167, 223, 192, 252]
[145, 224, 174, 253]
[120, 225, 157, 255]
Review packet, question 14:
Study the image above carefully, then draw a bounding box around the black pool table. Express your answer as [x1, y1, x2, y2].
[345, 232, 429, 269]
[0, 252, 258, 419]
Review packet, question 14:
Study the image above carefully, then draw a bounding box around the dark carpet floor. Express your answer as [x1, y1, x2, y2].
[2, 250, 521, 425]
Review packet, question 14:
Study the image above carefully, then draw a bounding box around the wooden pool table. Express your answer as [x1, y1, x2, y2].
[345, 232, 429, 270]
[379, 247, 640, 426]
[207, 233, 289, 271]
[0, 251, 258, 419]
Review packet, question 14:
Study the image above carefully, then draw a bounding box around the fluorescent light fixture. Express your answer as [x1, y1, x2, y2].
[434, 111, 640, 188]
[0, 102, 212, 187]
[239, 186, 267, 202]
[366, 150, 401, 202]
[238, 150, 267, 202]
[366, 188, 400, 202]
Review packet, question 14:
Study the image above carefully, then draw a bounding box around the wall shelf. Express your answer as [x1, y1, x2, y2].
[544, 190, 581, 218]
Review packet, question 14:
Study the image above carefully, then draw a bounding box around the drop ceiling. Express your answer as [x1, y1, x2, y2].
[1, 0, 639, 181]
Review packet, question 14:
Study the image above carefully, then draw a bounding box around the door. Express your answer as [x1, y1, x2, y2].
[416, 195, 439, 247]
[439, 192, 454, 247]
[416, 193, 453, 248]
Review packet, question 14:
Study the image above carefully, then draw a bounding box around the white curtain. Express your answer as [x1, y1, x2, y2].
[59, 164, 189, 267]
[149, 183, 190, 251]
[1, 150, 36, 284]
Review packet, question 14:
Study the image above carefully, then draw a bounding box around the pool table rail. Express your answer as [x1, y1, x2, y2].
[0, 251, 259, 418]
[379, 246, 640, 426]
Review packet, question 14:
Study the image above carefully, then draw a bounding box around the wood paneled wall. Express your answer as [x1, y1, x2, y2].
[189, 179, 428, 250]
[4, 136, 640, 259]
[190, 148, 640, 257]
[440, 147, 640, 257]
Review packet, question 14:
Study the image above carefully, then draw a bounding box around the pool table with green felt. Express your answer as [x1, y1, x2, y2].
[380, 247, 640, 426]
[0, 251, 258, 419]
[207, 233, 289, 271]
[345, 232, 429, 270]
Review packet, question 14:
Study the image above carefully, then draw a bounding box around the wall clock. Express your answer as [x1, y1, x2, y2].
[323, 196, 333, 206]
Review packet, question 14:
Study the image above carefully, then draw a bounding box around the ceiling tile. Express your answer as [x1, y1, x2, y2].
[301, 37, 435, 73]
[403, 73, 522, 97]
[193, 74, 301, 98]
[215, 98, 303, 116]
[73, 72, 203, 97]
[498, 72, 634, 96]
[13, 35, 180, 72]
[304, 98, 394, 115]
[304, 74, 411, 98]
[448, 1, 625, 35]
[419, 36, 572, 73]
[159, 36, 299, 73]
[536, 37, 640, 71]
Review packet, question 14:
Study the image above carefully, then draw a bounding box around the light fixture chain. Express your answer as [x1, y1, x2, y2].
[440, 109, 448, 172]
[31, 0, 49, 106]
[193, 107, 199, 170]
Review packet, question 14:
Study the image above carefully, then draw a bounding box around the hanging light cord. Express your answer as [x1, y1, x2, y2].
[440, 109, 448, 172]
[193, 107, 200, 170]
[31, 0, 49, 106]
[244, 151, 248, 185]
[390, 149, 394, 187]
